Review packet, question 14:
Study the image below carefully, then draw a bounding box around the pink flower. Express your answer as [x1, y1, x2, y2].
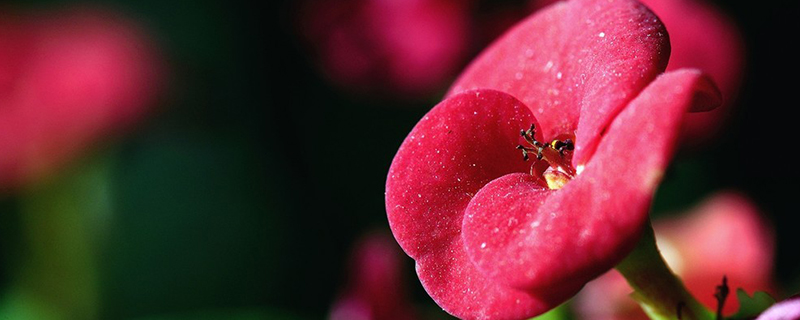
[297, 0, 471, 98]
[575, 192, 776, 320]
[385, 0, 721, 318]
[329, 232, 417, 320]
[0, 7, 163, 190]
[756, 296, 800, 320]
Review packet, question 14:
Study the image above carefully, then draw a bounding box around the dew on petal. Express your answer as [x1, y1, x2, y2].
[508, 217, 518, 226]
[543, 60, 554, 72]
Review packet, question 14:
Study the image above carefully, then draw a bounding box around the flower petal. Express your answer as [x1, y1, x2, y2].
[386, 89, 536, 260]
[460, 69, 720, 302]
[448, 0, 670, 166]
[387, 89, 565, 319]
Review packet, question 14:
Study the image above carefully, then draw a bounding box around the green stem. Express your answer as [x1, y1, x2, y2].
[615, 219, 714, 320]
[1, 152, 114, 320]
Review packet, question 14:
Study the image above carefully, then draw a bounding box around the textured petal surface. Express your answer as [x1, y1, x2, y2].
[386, 0, 722, 317]
[461, 69, 720, 298]
[525, 0, 743, 144]
[386, 89, 536, 258]
[386, 89, 564, 320]
[386, 69, 719, 319]
[448, 0, 670, 166]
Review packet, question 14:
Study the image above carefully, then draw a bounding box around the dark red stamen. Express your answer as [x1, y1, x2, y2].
[516, 124, 576, 178]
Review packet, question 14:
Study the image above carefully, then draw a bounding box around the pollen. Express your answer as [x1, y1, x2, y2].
[544, 169, 571, 190]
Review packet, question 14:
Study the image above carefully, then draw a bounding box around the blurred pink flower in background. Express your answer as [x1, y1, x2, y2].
[756, 296, 800, 320]
[470, 2, 531, 53]
[329, 232, 417, 320]
[575, 192, 776, 320]
[0, 7, 164, 190]
[297, 0, 472, 98]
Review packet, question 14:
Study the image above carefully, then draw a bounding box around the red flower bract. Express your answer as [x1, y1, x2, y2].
[385, 0, 721, 319]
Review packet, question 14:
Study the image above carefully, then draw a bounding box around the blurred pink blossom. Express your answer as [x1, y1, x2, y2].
[329, 232, 417, 320]
[575, 192, 776, 320]
[0, 7, 164, 190]
[297, 0, 471, 98]
[756, 296, 800, 320]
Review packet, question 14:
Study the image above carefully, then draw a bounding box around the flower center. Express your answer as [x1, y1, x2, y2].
[516, 124, 576, 190]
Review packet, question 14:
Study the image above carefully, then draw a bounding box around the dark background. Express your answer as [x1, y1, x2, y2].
[0, 0, 797, 319]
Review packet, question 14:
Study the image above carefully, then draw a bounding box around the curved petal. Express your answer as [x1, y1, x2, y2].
[387, 90, 563, 319]
[448, 0, 670, 166]
[460, 69, 720, 301]
[387, 89, 536, 259]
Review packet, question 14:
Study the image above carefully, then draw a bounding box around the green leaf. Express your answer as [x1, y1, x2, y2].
[527, 302, 572, 320]
[731, 288, 776, 320]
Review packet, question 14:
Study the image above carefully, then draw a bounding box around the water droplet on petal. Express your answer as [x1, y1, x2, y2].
[543, 60, 554, 72]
